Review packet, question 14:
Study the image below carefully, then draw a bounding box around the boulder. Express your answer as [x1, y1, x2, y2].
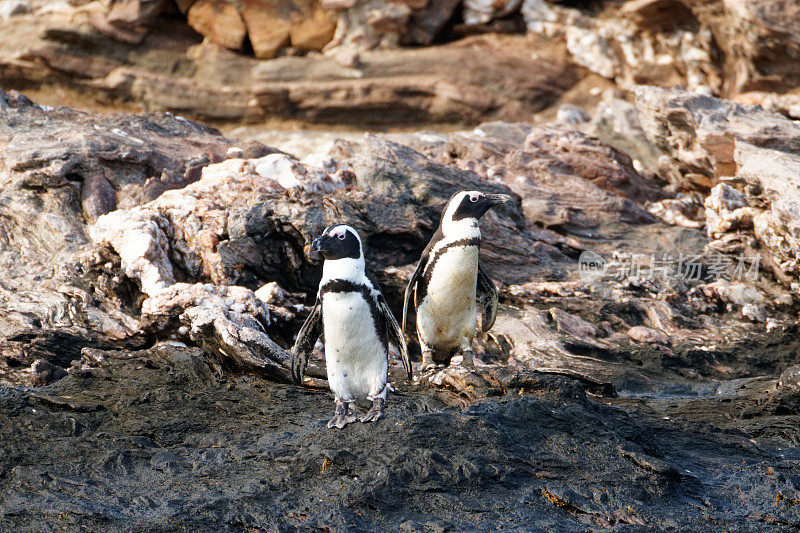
[240, 0, 336, 58]
[187, 0, 247, 50]
[0, 90, 276, 377]
[411, 123, 659, 236]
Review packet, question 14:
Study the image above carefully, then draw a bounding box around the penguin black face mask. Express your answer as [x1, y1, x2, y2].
[451, 192, 514, 222]
[312, 226, 362, 260]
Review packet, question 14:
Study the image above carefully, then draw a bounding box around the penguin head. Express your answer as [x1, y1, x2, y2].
[441, 191, 514, 234]
[312, 224, 363, 261]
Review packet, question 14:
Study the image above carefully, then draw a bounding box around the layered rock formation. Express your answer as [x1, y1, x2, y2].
[2, 84, 800, 528]
[635, 85, 800, 289]
[3, 0, 800, 126]
[3, 83, 799, 383]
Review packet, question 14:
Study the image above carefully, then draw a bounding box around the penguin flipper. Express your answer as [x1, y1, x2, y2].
[402, 254, 427, 337]
[379, 295, 412, 380]
[477, 263, 499, 332]
[291, 297, 323, 384]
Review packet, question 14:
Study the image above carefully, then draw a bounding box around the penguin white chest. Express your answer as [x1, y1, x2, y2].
[418, 245, 479, 347]
[322, 291, 387, 401]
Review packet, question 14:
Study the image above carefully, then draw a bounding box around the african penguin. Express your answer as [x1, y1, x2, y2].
[292, 224, 411, 429]
[402, 191, 512, 370]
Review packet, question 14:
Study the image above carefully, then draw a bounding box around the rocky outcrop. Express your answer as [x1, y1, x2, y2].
[2, 88, 800, 529]
[518, 0, 800, 98]
[711, 0, 800, 94]
[4, 0, 800, 127]
[0, 2, 581, 126]
[401, 122, 660, 239]
[635, 85, 800, 288]
[152, 0, 800, 103]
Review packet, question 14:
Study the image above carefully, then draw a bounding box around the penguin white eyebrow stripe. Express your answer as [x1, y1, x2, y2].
[330, 225, 363, 252]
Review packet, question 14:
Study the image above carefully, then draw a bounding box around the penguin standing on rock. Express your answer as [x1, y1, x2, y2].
[292, 224, 411, 429]
[403, 191, 513, 370]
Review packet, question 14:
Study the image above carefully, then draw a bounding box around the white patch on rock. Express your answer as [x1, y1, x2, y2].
[556, 104, 590, 125]
[89, 210, 175, 296]
[463, 0, 522, 25]
[703, 279, 768, 322]
[647, 196, 705, 229]
[521, 0, 563, 36]
[254, 153, 345, 193]
[0, 0, 29, 19]
[704, 183, 758, 238]
[566, 26, 620, 79]
[255, 282, 287, 305]
[254, 154, 304, 190]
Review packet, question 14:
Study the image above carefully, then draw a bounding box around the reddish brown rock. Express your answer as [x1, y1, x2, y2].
[240, 0, 335, 58]
[187, 0, 247, 50]
[240, 0, 292, 59]
[289, 1, 336, 51]
[0, 5, 583, 127]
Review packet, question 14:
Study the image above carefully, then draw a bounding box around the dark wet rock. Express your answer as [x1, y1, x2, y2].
[2, 345, 799, 530]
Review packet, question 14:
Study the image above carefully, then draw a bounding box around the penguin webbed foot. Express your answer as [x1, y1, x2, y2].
[420, 350, 439, 372]
[327, 400, 358, 429]
[460, 352, 475, 368]
[360, 397, 385, 423]
[452, 346, 474, 369]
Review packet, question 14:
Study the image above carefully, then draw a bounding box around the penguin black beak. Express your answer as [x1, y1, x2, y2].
[312, 236, 328, 253]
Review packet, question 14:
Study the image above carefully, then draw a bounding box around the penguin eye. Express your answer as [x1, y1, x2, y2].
[337, 232, 346, 240]
[469, 193, 480, 203]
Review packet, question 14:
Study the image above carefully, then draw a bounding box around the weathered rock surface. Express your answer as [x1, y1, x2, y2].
[712, 0, 800, 94]
[2, 89, 800, 529]
[2, 344, 800, 530]
[5, 0, 800, 128]
[635, 85, 800, 289]
[0, 89, 274, 346]
[0, 3, 581, 126]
